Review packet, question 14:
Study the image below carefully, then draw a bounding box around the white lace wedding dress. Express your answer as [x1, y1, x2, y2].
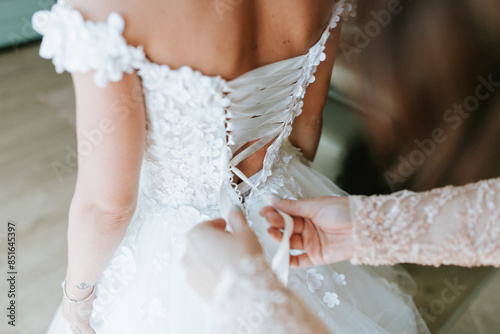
[34, 1, 428, 333]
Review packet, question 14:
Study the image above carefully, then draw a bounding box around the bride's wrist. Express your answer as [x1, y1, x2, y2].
[62, 278, 96, 301]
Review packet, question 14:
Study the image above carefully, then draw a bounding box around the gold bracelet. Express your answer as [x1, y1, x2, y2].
[61, 279, 95, 304]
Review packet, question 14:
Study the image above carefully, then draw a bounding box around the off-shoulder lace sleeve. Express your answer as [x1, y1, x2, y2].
[349, 178, 500, 267]
[212, 254, 330, 334]
[31, 1, 145, 88]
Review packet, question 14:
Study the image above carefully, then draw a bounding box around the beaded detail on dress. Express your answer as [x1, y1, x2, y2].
[350, 177, 500, 267]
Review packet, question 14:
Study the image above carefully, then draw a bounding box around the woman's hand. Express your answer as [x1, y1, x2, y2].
[61, 283, 96, 334]
[182, 208, 263, 303]
[261, 196, 354, 268]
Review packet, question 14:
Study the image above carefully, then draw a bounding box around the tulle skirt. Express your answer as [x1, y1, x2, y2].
[47, 143, 429, 334]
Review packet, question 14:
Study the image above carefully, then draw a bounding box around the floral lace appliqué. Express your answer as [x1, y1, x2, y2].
[139, 298, 167, 326]
[306, 268, 325, 293]
[32, 2, 145, 87]
[332, 272, 347, 286]
[323, 292, 341, 308]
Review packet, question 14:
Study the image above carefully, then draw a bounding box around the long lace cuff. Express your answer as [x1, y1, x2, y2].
[212, 254, 330, 334]
[349, 178, 500, 267]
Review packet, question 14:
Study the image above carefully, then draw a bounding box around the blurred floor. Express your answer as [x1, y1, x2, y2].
[0, 42, 499, 334]
[1, 42, 76, 334]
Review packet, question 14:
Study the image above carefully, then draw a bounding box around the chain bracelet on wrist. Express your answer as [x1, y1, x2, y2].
[61, 279, 96, 304]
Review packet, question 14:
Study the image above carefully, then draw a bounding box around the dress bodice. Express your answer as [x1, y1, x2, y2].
[32, 0, 356, 217]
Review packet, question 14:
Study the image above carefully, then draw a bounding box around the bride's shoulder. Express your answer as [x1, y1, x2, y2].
[57, 0, 157, 46]
[61, 0, 170, 20]
[55, 0, 213, 49]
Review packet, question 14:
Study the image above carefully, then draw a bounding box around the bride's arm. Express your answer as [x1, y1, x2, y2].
[64, 69, 145, 300]
[32, 1, 147, 331]
[350, 177, 500, 267]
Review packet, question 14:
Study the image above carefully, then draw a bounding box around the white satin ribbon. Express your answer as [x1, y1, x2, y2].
[269, 206, 294, 286]
[223, 166, 293, 287]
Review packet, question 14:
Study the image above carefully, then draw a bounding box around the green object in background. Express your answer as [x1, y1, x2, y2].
[0, 0, 55, 50]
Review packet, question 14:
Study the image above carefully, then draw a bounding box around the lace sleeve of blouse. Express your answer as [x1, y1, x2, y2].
[31, 2, 145, 88]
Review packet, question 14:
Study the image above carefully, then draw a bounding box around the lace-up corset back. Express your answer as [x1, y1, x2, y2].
[32, 0, 356, 216]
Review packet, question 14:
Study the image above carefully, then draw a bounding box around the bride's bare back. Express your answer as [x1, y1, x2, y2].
[69, 0, 341, 176]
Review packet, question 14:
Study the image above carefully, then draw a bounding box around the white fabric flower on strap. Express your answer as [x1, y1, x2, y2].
[32, 3, 145, 88]
[335, 0, 358, 23]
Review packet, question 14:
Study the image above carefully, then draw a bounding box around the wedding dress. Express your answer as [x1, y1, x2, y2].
[34, 1, 429, 333]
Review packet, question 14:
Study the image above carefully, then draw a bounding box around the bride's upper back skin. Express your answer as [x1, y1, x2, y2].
[67, 0, 341, 180]
[69, 0, 335, 79]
